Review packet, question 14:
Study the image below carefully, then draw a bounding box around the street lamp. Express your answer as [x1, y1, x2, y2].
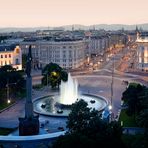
[6, 79, 17, 104]
[7, 99, 11, 104]
[108, 105, 112, 110]
[110, 48, 115, 121]
[43, 72, 49, 87]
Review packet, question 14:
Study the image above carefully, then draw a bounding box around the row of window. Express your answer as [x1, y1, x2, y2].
[0, 59, 20, 66]
[139, 57, 148, 63]
[0, 54, 11, 58]
[25, 45, 76, 50]
[0, 60, 11, 66]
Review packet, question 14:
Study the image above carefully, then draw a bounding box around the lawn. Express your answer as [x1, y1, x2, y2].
[119, 109, 137, 127]
[0, 128, 15, 135]
[33, 84, 44, 90]
[122, 134, 144, 148]
[0, 102, 14, 111]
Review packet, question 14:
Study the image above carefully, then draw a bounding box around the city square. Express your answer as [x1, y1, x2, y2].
[0, 0, 148, 147]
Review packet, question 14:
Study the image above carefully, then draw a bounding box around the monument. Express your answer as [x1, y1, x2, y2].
[19, 45, 39, 136]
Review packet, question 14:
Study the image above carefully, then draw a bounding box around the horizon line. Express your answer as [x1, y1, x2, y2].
[0, 23, 148, 28]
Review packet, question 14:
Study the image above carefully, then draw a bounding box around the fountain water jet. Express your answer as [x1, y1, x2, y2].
[33, 73, 108, 117]
[59, 73, 78, 105]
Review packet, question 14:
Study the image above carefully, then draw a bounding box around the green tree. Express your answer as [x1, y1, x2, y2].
[122, 83, 144, 116]
[0, 65, 25, 104]
[53, 99, 125, 148]
[42, 63, 68, 89]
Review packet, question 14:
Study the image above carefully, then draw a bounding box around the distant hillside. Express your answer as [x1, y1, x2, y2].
[62, 23, 148, 31]
[0, 23, 148, 33]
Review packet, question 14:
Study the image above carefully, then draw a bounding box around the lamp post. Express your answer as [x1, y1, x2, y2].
[46, 73, 48, 87]
[6, 80, 11, 104]
[6, 79, 17, 104]
[110, 47, 115, 121]
[43, 72, 48, 87]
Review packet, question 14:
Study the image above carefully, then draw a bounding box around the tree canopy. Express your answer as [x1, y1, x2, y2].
[0, 65, 25, 103]
[42, 63, 68, 88]
[122, 83, 146, 116]
[53, 99, 125, 148]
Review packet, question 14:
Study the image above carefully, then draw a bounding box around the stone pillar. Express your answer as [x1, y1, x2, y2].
[25, 77, 33, 118]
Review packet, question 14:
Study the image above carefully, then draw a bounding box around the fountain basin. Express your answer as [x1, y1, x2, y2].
[33, 94, 108, 117]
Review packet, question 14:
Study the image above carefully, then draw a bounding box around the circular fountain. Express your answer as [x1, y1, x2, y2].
[33, 73, 108, 117]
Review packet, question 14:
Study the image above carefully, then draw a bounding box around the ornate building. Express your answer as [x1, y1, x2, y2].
[20, 39, 86, 70]
[0, 44, 22, 70]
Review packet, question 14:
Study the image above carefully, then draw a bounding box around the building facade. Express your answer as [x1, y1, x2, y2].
[0, 44, 22, 70]
[20, 39, 86, 69]
[136, 37, 148, 71]
[86, 35, 109, 56]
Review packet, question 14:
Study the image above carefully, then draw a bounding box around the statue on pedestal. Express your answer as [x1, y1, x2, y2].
[25, 45, 32, 77]
[19, 45, 39, 136]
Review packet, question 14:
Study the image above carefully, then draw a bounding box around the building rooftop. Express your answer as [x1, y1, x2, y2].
[0, 44, 17, 52]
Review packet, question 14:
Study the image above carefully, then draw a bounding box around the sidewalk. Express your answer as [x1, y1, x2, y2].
[122, 127, 144, 135]
[31, 69, 42, 76]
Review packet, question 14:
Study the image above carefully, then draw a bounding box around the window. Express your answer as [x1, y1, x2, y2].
[15, 59, 19, 65]
[9, 54, 11, 58]
[63, 59, 66, 62]
[5, 55, 7, 58]
[1, 55, 3, 58]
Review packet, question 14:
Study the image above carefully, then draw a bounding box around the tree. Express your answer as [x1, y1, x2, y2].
[42, 63, 68, 89]
[0, 65, 25, 104]
[122, 83, 144, 116]
[53, 99, 125, 148]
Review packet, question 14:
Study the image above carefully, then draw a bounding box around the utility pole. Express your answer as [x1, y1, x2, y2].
[111, 56, 114, 108]
[109, 48, 115, 121]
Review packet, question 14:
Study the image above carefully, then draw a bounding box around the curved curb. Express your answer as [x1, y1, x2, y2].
[33, 93, 108, 117]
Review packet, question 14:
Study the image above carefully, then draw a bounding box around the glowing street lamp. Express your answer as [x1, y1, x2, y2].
[52, 71, 57, 77]
[7, 99, 11, 104]
[108, 105, 112, 110]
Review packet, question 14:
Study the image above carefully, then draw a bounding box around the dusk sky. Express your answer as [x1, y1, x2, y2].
[0, 0, 148, 27]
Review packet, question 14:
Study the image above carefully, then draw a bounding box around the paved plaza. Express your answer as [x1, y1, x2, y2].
[0, 75, 127, 133]
[0, 46, 147, 133]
